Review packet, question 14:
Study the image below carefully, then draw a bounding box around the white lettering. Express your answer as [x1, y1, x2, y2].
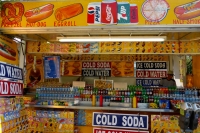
[6, 66, 11, 77]
[102, 115, 107, 125]
[0, 65, 5, 76]
[106, 5, 113, 23]
[112, 115, 117, 125]
[139, 117, 144, 127]
[133, 117, 138, 127]
[107, 115, 111, 125]
[122, 116, 127, 126]
[3, 82, 8, 94]
[128, 116, 133, 127]
[96, 115, 101, 125]
[0, 82, 3, 94]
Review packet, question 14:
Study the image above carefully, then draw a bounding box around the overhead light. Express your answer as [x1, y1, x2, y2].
[190, 37, 200, 41]
[13, 37, 22, 42]
[57, 36, 166, 42]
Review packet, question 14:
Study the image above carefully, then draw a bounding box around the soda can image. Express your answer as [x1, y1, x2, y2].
[87, 2, 101, 24]
[101, 1, 117, 24]
[130, 4, 138, 24]
[117, 2, 130, 24]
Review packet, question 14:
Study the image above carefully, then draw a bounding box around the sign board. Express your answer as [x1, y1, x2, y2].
[0, 62, 23, 81]
[44, 56, 60, 79]
[136, 61, 167, 86]
[93, 128, 149, 133]
[114, 82, 127, 89]
[73, 81, 85, 87]
[82, 62, 111, 77]
[136, 71, 167, 78]
[1, 0, 200, 27]
[92, 112, 148, 130]
[136, 79, 161, 86]
[136, 62, 167, 69]
[0, 35, 19, 66]
[0, 80, 23, 96]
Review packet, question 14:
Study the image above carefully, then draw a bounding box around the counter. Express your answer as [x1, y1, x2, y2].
[25, 104, 174, 112]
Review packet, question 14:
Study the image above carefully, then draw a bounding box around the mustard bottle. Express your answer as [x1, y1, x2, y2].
[132, 96, 137, 108]
[92, 95, 96, 106]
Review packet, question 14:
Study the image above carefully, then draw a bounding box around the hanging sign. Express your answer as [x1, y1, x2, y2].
[136, 62, 167, 69]
[93, 128, 149, 133]
[136, 61, 167, 86]
[136, 79, 161, 86]
[0, 62, 23, 80]
[82, 62, 111, 77]
[0, 80, 23, 96]
[136, 71, 167, 78]
[92, 112, 148, 130]
[44, 56, 60, 79]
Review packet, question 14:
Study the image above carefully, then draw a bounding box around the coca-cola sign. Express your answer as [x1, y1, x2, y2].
[0, 80, 23, 96]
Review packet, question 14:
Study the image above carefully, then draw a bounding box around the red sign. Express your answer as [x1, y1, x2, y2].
[136, 70, 167, 78]
[0, 80, 23, 96]
[93, 128, 149, 133]
[82, 62, 111, 68]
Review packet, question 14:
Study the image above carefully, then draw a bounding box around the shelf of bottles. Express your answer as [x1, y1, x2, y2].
[35, 84, 200, 106]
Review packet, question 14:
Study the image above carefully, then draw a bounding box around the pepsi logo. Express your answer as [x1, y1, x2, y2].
[88, 7, 95, 14]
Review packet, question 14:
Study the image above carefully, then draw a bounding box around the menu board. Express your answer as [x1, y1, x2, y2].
[136, 62, 167, 86]
[44, 56, 60, 79]
[27, 41, 200, 54]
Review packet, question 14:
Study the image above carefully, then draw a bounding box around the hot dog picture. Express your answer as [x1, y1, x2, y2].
[174, 0, 200, 20]
[55, 3, 83, 21]
[24, 4, 54, 23]
[0, 42, 16, 61]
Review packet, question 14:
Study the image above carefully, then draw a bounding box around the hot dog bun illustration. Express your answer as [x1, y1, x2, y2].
[174, 0, 200, 20]
[24, 4, 54, 23]
[55, 3, 83, 21]
[0, 42, 16, 61]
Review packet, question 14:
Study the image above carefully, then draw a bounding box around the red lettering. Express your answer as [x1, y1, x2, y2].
[2, 22, 22, 27]
[54, 21, 76, 27]
[145, 20, 160, 25]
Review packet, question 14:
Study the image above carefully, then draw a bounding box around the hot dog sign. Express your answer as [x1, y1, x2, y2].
[1, 0, 200, 27]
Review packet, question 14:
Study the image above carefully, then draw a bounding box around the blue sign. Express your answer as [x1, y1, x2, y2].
[136, 79, 161, 86]
[44, 56, 60, 79]
[0, 62, 23, 80]
[92, 112, 148, 130]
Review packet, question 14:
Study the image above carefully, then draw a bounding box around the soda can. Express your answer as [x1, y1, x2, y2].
[87, 2, 101, 24]
[130, 4, 138, 24]
[117, 2, 130, 24]
[101, 1, 117, 24]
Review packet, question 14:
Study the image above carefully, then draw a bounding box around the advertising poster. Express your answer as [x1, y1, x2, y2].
[1, 0, 200, 27]
[44, 56, 60, 79]
[136, 62, 167, 86]
[0, 35, 19, 65]
[111, 61, 134, 77]
[26, 65, 44, 88]
[26, 54, 44, 87]
[61, 61, 82, 76]
[151, 115, 181, 133]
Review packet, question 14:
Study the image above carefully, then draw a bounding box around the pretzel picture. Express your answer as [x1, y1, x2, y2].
[1, 2, 24, 26]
